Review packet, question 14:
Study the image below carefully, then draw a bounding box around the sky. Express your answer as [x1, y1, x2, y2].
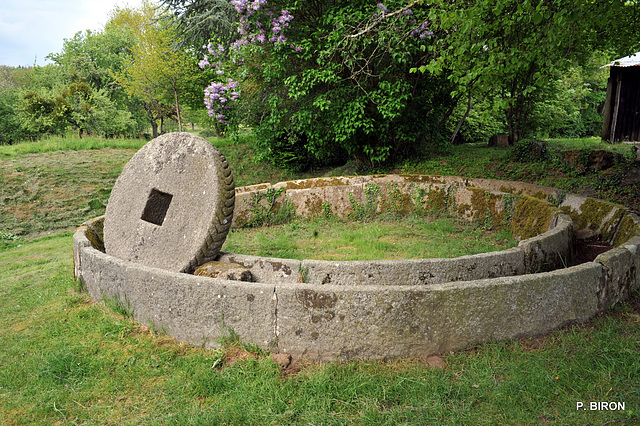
[0, 0, 146, 67]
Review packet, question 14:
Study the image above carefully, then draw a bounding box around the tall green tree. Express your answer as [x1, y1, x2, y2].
[164, 0, 639, 167]
[112, 1, 199, 137]
[160, 0, 237, 49]
[192, 0, 455, 169]
[421, 0, 640, 143]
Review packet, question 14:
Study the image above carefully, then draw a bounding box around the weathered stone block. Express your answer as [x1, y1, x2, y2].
[561, 197, 626, 242]
[511, 195, 558, 240]
[194, 261, 252, 281]
[275, 264, 602, 360]
[595, 246, 636, 309]
[488, 133, 510, 147]
[518, 216, 574, 272]
[76, 240, 276, 350]
[612, 213, 640, 247]
[216, 253, 302, 284]
[301, 248, 526, 286]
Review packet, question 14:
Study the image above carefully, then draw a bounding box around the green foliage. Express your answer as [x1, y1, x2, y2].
[322, 201, 333, 218]
[513, 139, 547, 162]
[209, 0, 455, 169]
[425, 0, 639, 143]
[0, 86, 33, 144]
[158, 0, 237, 49]
[112, 1, 201, 137]
[1, 24, 148, 142]
[502, 194, 519, 227]
[246, 187, 295, 227]
[529, 51, 612, 139]
[348, 183, 381, 221]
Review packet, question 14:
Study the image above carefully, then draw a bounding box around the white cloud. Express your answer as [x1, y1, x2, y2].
[0, 0, 146, 67]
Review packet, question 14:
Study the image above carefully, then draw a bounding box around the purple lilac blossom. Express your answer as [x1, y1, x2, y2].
[201, 1, 302, 122]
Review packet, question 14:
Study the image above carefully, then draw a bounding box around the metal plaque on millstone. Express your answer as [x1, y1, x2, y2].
[103, 132, 235, 273]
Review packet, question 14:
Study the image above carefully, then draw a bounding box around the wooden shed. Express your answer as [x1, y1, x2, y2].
[602, 53, 640, 142]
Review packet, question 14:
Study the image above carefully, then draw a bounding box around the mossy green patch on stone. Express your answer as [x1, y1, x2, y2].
[380, 183, 413, 216]
[499, 185, 521, 195]
[304, 194, 324, 217]
[457, 203, 472, 219]
[612, 214, 640, 247]
[283, 177, 350, 190]
[468, 187, 505, 230]
[81, 216, 105, 252]
[530, 191, 548, 200]
[511, 195, 557, 240]
[569, 198, 626, 242]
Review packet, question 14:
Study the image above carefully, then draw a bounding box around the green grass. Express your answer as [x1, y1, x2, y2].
[1, 134, 640, 423]
[0, 133, 326, 242]
[223, 214, 517, 260]
[0, 234, 638, 424]
[0, 135, 148, 158]
[2, 133, 638, 243]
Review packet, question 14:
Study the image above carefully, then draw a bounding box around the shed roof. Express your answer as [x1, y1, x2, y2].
[603, 52, 640, 68]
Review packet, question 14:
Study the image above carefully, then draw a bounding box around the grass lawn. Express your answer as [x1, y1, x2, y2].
[1, 234, 638, 424]
[223, 214, 517, 261]
[1, 134, 639, 424]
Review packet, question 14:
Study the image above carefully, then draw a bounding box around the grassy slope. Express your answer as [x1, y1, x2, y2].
[1, 135, 639, 424]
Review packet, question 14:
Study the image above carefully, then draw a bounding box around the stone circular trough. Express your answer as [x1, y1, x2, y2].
[73, 174, 640, 361]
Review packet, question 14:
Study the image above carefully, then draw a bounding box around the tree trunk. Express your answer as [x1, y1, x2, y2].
[451, 92, 474, 144]
[173, 80, 183, 132]
[151, 121, 159, 138]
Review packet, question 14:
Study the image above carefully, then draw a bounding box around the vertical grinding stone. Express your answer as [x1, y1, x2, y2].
[103, 132, 235, 273]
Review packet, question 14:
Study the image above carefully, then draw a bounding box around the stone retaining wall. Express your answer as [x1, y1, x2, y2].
[74, 175, 640, 360]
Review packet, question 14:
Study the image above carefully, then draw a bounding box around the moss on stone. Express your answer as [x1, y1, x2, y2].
[457, 203, 472, 219]
[511, 195, 558, 240]
[531, 191, 547, 200]
[467, 187, 505, 229]
[378, 183, 413, 216]
[570, 198, 626, 242]
[399, 174, 447, 184]
[427, 187, 448, 211]
[304, 194, 324, 217]
[81, 216, 105, 252]
[612, 214, 640, 247]
[283, 177, 350, 190]
[499, 185, 521, 195]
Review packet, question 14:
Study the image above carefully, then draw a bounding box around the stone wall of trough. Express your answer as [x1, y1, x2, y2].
[73, 175, 640, 360]
[232, 174, 575, 280]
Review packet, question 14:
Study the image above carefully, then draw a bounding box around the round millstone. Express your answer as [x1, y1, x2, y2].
[103, 132, 235, 273]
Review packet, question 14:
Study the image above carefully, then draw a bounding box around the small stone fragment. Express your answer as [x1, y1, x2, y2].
[426, 355, 445, 369]
[194, 261, 252, 281]
[271, 353, 292, 369]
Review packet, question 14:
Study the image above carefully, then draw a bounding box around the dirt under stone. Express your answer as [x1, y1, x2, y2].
[572, 238, 613, 265]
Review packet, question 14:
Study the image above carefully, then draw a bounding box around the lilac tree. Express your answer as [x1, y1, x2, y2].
[197, 0, 454, 170]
